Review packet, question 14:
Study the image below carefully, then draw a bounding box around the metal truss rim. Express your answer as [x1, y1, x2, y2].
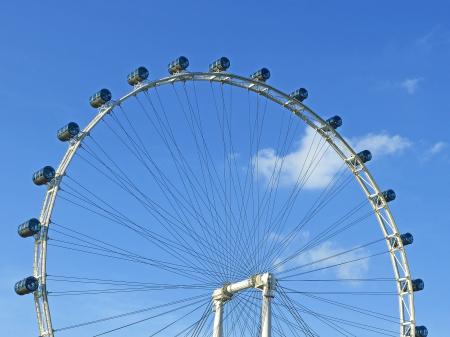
[33, 71, 415, 337]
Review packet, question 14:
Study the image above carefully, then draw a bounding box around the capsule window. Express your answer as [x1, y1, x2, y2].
[168, 56, 189, 74]
[209, 57, 230, 72]
[15, 276, 39, 295]
[32, 166, 55, 185]
[90, 89, 112, 108]
[57, 122, 80, 142]
[400, 233, 413, 246]
[401, 279, 424, 292]
[127, 66, 149, 85]
[356, 150, 372, 163]
[390, 233, 414, 249]
[290, 88, 308, 102]
[251, 68, 271, 82]
[326, 116, 342, 129]
[18, 218, 41, 238]
[412, 279, 424, 292]
[382, 189, 396, 203]
[415, 326, 428, 337]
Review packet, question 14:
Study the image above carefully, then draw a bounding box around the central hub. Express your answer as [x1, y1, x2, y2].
[212, 272, 276, 303]
[211, 273, 276, 337]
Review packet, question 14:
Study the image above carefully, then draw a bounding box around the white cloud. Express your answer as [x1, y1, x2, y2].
[400, 78, 422, 95]
[296, 241, 369, 279]
[415, 25, 450, 50]
[253, 128, 340, 189]
[351, 132, 412, 156]
[427, 141, 448, 156]
[376, 78, 424, 95]
[253, 129, 411, 189]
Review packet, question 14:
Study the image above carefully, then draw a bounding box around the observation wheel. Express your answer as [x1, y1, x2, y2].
[16, 57, 427, 337]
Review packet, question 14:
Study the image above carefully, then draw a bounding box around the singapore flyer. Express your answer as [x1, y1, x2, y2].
[5, 2, 447, 337]
[16, 56, 425, 337]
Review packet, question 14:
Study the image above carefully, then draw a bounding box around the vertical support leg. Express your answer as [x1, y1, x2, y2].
[213, 300, 224, 337]
[211, 273, 275, 337]
[261, 284, 272, 337]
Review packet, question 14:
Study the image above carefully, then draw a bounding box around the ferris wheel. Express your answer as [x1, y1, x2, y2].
[16, 56, 427, 337]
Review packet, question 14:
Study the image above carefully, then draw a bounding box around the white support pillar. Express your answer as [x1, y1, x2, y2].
[261, 282, 272, 337]
[212, 300, 224, 337]
[212, 286, 231, 337]
[211, 273, 276, 337]
[259, 273, 275, 337]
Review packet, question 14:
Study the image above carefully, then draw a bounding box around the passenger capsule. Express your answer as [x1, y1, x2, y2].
[57, 122, 80, 142]
[412, 278, 424, 292]
[127, 66, 149, 85]
[400, 233, 414, 246]
[168, 56, 189, 74]
[326, 115, 342, 129]
[89, 89, 112, 108]
[18, 218, 41, 238]
[381, 189, 396, 203]
[32, 166, 55, 185]
[414, 326, 428, 337]
[209, 57, 230, 72]
[250, 68, 270, 82]
[356, 150, 372, 163]
[390, 232, 414, 248]
[290, 88, 308, 102]
[14, 276, 38, 295]
[401, 278, 424, 292]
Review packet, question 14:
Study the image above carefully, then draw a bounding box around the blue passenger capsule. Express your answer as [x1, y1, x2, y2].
[89, 89, 112, 108]
[400, 233, 414, 246]
[209, 57, 230, 72]
[401, 278, 424, 292]
[15, 276, 38, 295]
[32, 166, 55, 186]
[18, 218, 41, 238]
[168, 56, 189, 74]
[415, 326, 428, 337]
[250, 68, 270, 82]
[127, 66, 149, 85]
[57, 122, 80, 142]
[412, 279, 424, 292]
[382, 189, 396, 202]
[326, 115, 342, 129]
[390, 232, 414, 248]
[357, 150, 372, 163]
[290, 88, 308, 102]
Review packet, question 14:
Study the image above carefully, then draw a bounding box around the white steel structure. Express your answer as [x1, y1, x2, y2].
[18, 61, 425, 337]
[212, 273, 276, 337]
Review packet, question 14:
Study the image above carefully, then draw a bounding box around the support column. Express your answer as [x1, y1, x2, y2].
[212, 286, 231, 337]
[211, 273, 276, 337]
[212, 300, 224, 337]
[260, 273, 275, 337]
[261, 285, 272, 337]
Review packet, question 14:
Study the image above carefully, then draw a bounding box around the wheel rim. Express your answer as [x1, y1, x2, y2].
[31, 71, 416, 337]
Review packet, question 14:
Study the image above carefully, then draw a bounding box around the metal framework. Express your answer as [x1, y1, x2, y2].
[212, 273, 276, 337]
[32, 71, 416, 337]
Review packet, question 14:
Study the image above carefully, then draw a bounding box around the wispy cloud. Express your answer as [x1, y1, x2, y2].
[295, 241, 369, 279]
[428, 141, 447, 155]
[376, 77, 424, 95]
[415, 25, 450, 50]
[351, 132, 411, 156]
[400, 77, 423, 95]
[253, 129, 411, 189]
[253, 128, 341, 189]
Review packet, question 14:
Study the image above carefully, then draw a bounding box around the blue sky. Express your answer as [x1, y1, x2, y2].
[1, 0, 449, 336]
